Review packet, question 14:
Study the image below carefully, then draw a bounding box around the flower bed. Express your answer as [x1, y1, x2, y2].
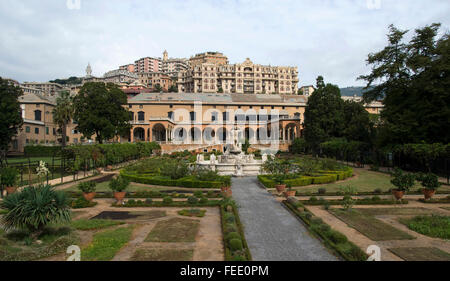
[258, 167, 353, 188]
[120, 171, 227, 189]
[302, 197, 409, 206]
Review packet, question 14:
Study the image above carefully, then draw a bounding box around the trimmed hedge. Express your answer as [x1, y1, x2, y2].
[259, 167, 353, 188]
[120, 171, 224, 189]
[24, 145, 62, 157]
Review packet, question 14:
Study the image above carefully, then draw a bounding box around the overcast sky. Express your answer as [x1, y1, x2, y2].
[1, 0, 449, 87]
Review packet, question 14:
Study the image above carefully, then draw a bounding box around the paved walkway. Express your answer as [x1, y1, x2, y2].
[232, 177, 337, 261]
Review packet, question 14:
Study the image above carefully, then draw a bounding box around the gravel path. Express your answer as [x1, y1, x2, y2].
[232, 177, 338, 261]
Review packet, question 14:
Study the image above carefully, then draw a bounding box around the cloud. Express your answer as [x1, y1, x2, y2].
[0, 0, 449, 87]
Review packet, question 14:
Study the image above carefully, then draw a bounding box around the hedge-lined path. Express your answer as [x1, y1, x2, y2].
[231, 177, 338, 261]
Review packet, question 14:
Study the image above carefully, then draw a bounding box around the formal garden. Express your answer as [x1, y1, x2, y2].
[0, 151, 252, 261]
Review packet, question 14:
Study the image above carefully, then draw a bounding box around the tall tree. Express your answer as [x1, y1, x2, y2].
[342, 100, 371, 143]
[0, 78, 23, 165]
[73, 82, 132, 144]
[359, 23, 450, 146]
[303, 76, 345, 152]
[52, 91, 73, 147]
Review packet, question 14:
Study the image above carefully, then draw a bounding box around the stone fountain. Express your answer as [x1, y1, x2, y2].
[196, 126, 271, 176]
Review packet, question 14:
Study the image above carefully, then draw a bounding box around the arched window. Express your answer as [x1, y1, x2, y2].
[34, 110, 42, 121]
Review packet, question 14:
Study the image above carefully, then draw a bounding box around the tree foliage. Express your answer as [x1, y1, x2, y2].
[0, 77, 23, 165]
[359, 23, 450, 145]
[52, 91, 73, 147]
[73, 82, 132, 143]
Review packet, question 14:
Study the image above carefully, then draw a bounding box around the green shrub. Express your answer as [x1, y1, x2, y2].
[163, 196, 173, 204]
[232, 254, 247, 261]
[226, 232, 241, 242]
[225, 213, 235, 223]
[0, 185, 71, 235]
[194, 190, 203, 198]
[229, 238, 243, 251]
[160, 160, 189, 180]
[199, 197, 208, 204]
[187, 196, 199, 204]
[371, 196, 381, 201]
[145, 198, 153, 204]
[77, 181, 96, 193]
[391, 168, 415, 192]
[225, 224, 238, 234]
[318, 188, 326, 195]
[373, 188, 382, 194]
[326, 230, 348, 244]
[0, 167, 19, 186]
[71, 197, 97, 209]
[109, 176, 129, 192]
[309, 196, 318, 202]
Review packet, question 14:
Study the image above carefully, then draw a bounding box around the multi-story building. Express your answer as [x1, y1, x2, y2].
[299, 85, 315, 96]
[189, 52, 229, 66]
[103, 69, 139, 84]
[21, 82, 64, 96]
[138, 72, 174, 92]
[134, 57, 162, 73]
[119, 64, 135, 73]
[177, 58, 299, 95]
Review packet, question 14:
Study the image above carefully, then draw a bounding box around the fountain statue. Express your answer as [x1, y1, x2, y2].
[196, 126, 274, 176]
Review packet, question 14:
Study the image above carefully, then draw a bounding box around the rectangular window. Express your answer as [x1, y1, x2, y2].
[35, 128, 39, 134]
[211, 112, 218, 122]
[26, 126, 30, 133]
[190, 112, 196, 121]
[46, 127, 49, 135]
[223, 112, 229, 121]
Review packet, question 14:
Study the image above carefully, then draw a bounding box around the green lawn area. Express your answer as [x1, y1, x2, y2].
[6, 157, 61, 165]
[330, 209, 415, 241]
[400, 215, 450, 239]
[82, 225, 134, 261]
[131, 248, 193, 261]
[389, 247, 450, 261]
[296, 169, 450, 193]
[145, 218, 200, 243]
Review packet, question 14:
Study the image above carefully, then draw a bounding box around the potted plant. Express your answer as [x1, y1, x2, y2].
[109, 176, 129, 204]
[417, 173, 440, 200]
[78, 181, 97, 202]
[390, 169, 415, 200]
[283, 183, 296, 198]
[1, 167, 19, 195]
[273, 174, 286, 193]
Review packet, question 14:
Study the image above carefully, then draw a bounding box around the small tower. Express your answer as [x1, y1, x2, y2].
[86, 63, 92, 77]
[163, 50, 168, 61]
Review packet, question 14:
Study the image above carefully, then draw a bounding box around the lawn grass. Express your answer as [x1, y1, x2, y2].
[400, 215, 450, 239]
[330, 209, 415, 241]
[6, 156, 61, 165]
[131, 248, 194, 261]
[91, 211, 166, 220]
[356, 207, 436, 216]
[145, 218, 200, 243]
[296, 169, 450, 193]
[389, 247, 450, 261]
[82, 225, 134, 261]
[178, 209, 206, 218]
[71, 219, 125, 230]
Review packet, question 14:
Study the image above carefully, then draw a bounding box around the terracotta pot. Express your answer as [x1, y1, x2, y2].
[106, 165, 113, 171]
[392, 189, 405, 200]
[275, 184, 286, 193]
[221, 186, 230, 193]
[114, 191, 126, 204]
[283, 190, 296, 198]
[96, 167, 103, 173]
[5, 186, 16, 195]
[82, 192, 96, 202]
[422, 189, 436, 200]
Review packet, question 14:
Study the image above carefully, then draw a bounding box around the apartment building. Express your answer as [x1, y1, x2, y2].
[177, 58, 299, 95]
[21, 82, 64, 96]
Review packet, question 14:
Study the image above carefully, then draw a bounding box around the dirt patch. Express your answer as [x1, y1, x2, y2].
[389, 247, 450, 261]
[131, 248, 193, 261]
